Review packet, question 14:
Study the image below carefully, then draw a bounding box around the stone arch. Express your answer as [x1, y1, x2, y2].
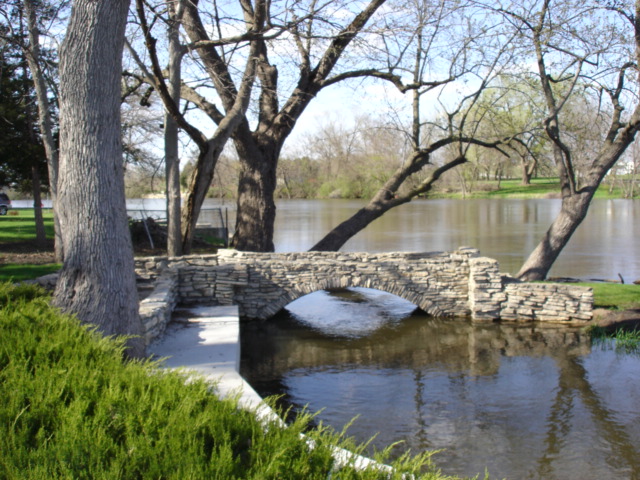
[262, 276, 442, 321]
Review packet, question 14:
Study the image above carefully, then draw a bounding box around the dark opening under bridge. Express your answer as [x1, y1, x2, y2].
[136, 248, 593, 345]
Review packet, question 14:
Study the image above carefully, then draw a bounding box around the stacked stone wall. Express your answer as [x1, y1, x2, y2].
[185, 249, 478, 319]
[138, 269, 179, 344]
[134, 248, 593, 325]
[501, 281, 593, 323]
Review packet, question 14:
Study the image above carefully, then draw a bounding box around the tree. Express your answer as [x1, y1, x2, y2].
[0, 0, 65, 250]
[126, 0, 185, 256]
[178, 0, 391, 251]
[467, 75, 549, 185]
[53, 0, 144, 358]
[0, 47, 49, 233]
[129, 0, 262, 254]
[0, 0, 67, 259]
[310, 0, 519, 251]
[495, 0, 640, 280]
[163, 0, 183, 257]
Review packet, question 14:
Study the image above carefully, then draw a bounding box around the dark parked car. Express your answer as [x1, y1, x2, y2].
[0, 193, 11, 215]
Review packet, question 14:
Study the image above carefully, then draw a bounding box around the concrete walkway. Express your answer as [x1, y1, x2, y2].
[147, 304, 394, 473]
[147, 305, 280, 423]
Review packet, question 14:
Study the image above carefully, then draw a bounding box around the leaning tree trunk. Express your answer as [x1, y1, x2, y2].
[180, 146, 214, 253]
[516, 191, 593, 280]
[54, 0, 144, 358]
[311, 199, 404, 251]
[311, 154, 467, 252]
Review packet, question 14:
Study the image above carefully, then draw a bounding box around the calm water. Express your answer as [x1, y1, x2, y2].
[269, 198, 640, 281]
[128, 197, 640, 280]
[241, 288, 640, 480]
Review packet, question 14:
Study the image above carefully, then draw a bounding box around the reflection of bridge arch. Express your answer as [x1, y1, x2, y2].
[138, 248, 593, 323]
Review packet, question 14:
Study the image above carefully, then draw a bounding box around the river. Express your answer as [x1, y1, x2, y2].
[233, 198, 640, 479]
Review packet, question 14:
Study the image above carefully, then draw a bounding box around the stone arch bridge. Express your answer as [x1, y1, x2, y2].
[137, 248, 593, 332]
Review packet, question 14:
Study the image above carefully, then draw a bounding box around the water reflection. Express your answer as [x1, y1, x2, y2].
[240, 288, 640, 480]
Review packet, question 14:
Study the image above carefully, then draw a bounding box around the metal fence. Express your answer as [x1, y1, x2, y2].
[127, 207, 229, 248]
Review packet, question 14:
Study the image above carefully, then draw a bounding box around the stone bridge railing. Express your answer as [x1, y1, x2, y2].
[135, 248, 593, 329]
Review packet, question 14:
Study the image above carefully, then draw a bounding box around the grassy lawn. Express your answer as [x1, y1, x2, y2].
[0, 209, 58, 282]
[0, 283, 447, 480]
[481, 178, 561, 198]
[579, 282, 640, 310]
[0, 263, 60, 282]
[0, 208, 55, 242]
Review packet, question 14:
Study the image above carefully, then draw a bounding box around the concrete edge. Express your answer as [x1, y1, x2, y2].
[147, 305, 394, 475]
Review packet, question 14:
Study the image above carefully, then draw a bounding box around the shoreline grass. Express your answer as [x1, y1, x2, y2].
[585, 326, 640, 354]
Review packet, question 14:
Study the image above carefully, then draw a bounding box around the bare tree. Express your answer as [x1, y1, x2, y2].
[53, 0, 144, 358]
[129, 0, 265, 253]
[311, 0, 519, 251]
[163, 0, 184, 256]
[495, 0, 640, 280]
[178, 0, 390, 251]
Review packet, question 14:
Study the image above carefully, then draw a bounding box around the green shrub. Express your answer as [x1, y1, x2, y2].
[0, 283, 450, 480]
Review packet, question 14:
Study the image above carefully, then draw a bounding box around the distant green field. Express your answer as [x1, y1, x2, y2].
[431, 177, 637, 199]
[0, 209, 55, 243]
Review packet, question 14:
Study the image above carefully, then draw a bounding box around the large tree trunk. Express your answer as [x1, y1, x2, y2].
[54, 0, 144, 358]
[230, 137, 278, 252]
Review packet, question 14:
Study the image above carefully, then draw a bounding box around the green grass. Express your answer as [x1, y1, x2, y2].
[613, 329, 640, 351]
[0, 263, 61, 282]
[578, 282, 640, 310]
[430, 177, 638, 199]
[0, 283, 455, 480]
[0, 209, 55, 243]
[585, 326, 640, 354]
[480, 178, 561, 198]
